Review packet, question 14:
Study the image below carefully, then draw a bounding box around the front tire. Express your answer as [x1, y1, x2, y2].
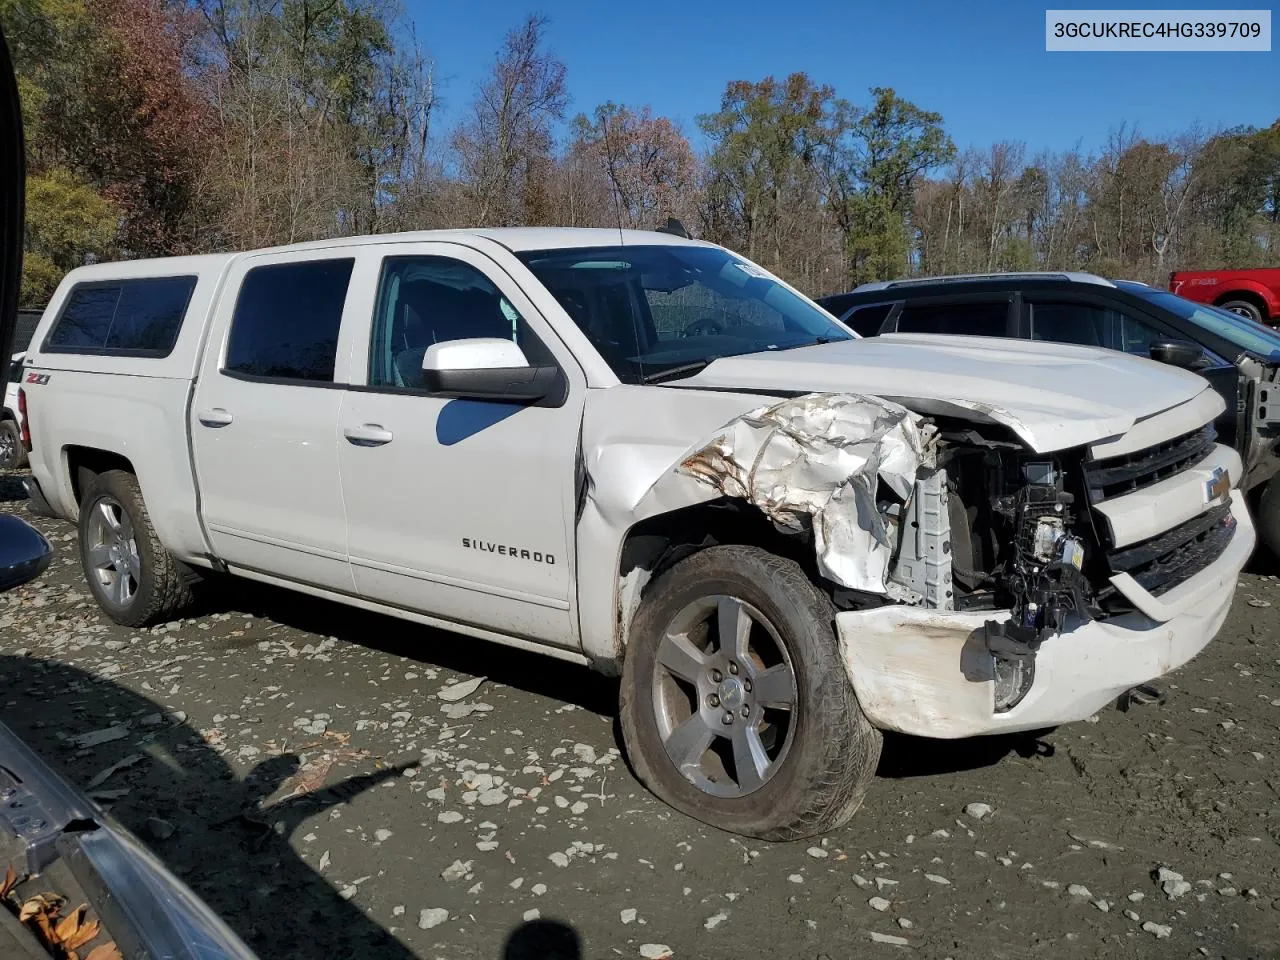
[1257, 477, 1280, 561]
[619, 545, 882, 841]
[78, 470, 193, 627]
[1220, 299, 1266, 325]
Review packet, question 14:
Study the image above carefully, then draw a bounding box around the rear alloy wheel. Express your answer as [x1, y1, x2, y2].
[78, 470, 193, 626]
[620, 545, 882, 840]
[84, 495, 142, 610]
[1220, 299, 1266, 325]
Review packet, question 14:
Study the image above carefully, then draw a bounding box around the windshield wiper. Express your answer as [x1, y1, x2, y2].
[639, 358, 718, 384]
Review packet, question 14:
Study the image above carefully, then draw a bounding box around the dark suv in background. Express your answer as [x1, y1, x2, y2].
[818, 272, 1280, 557]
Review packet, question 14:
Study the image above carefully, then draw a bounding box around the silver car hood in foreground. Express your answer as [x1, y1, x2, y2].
[676, 333, 1214, 453]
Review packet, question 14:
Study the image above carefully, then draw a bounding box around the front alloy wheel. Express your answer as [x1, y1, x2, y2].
[653, 595, 796, 797]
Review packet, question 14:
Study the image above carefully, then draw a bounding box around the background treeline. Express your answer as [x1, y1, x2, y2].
[3, 0, 1277, 306]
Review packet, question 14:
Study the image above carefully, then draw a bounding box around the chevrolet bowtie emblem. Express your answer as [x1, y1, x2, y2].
[1205, 466, 1231, 503]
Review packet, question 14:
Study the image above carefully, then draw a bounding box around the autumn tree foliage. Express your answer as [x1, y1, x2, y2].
[2, 2, 1277, 305]
[572, 103, 696, 229]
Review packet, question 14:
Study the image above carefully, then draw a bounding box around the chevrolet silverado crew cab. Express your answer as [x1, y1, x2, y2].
[21, 230, 1254, 840]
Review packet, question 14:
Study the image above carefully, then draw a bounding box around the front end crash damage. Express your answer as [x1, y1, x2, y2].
[677, 393, 935, 598]
[666, 393, 1099, 715]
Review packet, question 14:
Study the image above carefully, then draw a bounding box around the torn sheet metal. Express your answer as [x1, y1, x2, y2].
[677, 393, 936, 594]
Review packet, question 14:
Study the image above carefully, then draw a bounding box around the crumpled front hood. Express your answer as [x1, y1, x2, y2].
[675, 333, 1215, 452]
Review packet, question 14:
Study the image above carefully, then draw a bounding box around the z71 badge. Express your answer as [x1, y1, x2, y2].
[24, 372, 50, 385]
[1205, 466, 1231, 503]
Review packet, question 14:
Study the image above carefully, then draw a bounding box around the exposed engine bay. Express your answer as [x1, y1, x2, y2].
[676, 394, 1105, 712]
[920, 431, 1098, 709]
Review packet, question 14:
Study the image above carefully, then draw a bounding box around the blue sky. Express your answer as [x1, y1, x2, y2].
[405, 0, 1278, 155]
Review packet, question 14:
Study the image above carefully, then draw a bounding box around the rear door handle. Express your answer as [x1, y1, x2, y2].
[197, 408, 234, 428]
[344, 423, 394, 447]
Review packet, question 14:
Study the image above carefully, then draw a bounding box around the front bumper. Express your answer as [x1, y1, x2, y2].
[838, 494, 1255, 739]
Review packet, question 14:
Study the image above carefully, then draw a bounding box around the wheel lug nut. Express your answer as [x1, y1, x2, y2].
[721, 712, 733, 725]
[743, 679, 752, 692]
[728, 661, 738, 675]
[707, 694, 720, 708]
[711, 669, 723, 683]
[740, 706, 749, 718]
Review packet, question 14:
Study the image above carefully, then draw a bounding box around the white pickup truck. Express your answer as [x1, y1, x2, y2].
[20, 229, 1254, 839]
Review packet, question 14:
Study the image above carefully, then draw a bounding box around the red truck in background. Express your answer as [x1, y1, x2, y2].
[1169, 268, 1280, 327]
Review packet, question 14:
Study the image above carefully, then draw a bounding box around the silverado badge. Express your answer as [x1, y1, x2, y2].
[1205, 466, 1230, 503]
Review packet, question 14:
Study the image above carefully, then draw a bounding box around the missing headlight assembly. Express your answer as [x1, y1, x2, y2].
[930, 438, 1096, 711]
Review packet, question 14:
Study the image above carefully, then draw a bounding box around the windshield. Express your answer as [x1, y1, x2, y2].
[517, 245, 853, 383]
[1118, 282, 1280, 362]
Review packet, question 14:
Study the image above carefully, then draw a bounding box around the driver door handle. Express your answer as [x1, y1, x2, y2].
[197, 408, 234, 428]
[344, 423, 394, 447]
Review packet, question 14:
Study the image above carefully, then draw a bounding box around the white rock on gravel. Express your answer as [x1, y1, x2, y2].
[925, 874, 951, 885]
[897, 918, 914, 929]
[964, 802, 993, 820]
[1157, 867, 1192, 900]
[620, 908, 637, 924]
[639, 944, 672, 959]
[869, 896, 891, 912]
[1128, 891, 1145, 902]
[875, 877, 898, 891]
[374, 828, 393, 842]
[1067, 884, 1092, 898]
[704, 910, 728, 930]
[1142, 921, 1172, 939]
[438, 811, 463, 824]
[807, 846, 829, 859]
[441, 859, 472, 882]
[437, 677, 485, 702]
[869, 931, 909, 945]
[523, 909, 540, 922]
[787, 874, 804, 883]
[531, 883, 547, 896]
[418, 908, 449, 930]
[549, 852, 570, 868]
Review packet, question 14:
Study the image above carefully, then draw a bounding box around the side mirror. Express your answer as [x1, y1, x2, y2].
[0, 514, 51, 591]
[422, 338, 565, 405]
[1149, 339, 1207, 370]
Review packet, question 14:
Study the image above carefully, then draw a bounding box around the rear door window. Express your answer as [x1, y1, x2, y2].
[895, 299, 1010, 337]
[225, 259, 355, 383]
[44, 276, 197, 356]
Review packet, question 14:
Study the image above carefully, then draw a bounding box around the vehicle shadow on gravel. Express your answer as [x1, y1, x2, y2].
[0, 653, 420, 960]
[876, 729, 1055, 779]
[203, 576, 621, 717]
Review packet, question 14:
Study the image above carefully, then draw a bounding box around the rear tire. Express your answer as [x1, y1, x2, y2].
[619, 545, 882, 841]
[1257, 477, 1280, 561]
[78, 470, 193, 627]
[0, 419, 24, 470]
[1220, 299, 1266, 325]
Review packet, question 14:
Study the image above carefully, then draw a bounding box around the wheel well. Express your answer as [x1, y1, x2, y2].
[614, 499, 821, 655]
[1214, 289, 1268, 318]
[66, 446, 135, 507]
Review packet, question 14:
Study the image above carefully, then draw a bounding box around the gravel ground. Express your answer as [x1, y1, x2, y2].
[1, 478, 1278, 960]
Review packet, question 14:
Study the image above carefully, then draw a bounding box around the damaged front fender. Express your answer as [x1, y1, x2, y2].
[672, 393, 937, 595]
